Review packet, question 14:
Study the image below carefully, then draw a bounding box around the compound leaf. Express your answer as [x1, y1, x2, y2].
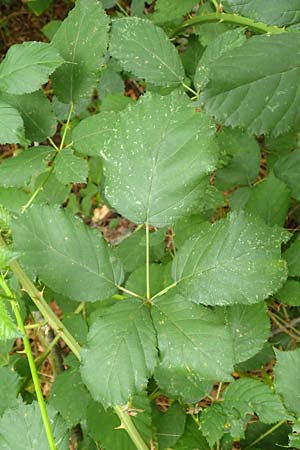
[110, 17, 185, 87]
[173, 211, 288, 305]
[12, 205, 122, 302]
[0, 42, 63, 95]
[152, 0, 198, 23]
[102, 91, 218, 227]
[51, 0, 109, 103]
[0, 300, 19, 342]
[273, 149, 300, 201]
[81, 299, 158, 407]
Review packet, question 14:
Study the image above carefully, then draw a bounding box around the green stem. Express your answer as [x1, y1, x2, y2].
[21, 102, 74, 213]
[244, 420, 286, 449]
[117, 285, 146, 301]
[171, 12, 286, 37]
[0, 234, 150, 450]
[151, 281, 178, 301]
[114, 405, 150, 450]
[0, 234, 81, 360]
[145, 222, 150, 300]
[0, 276, 57, 450]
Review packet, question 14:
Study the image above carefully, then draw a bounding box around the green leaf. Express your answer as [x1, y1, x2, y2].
[174, 417, 209, 450]
[0, 401, 69, 449]
[274, 348, 300, 416]
[51, 0, 109, 103]
[109, 17, 185, 87]
[217, 302, 270, 364]
[34, 172, 70, 206]
[0, 188, 29, 213]
[0, 205, 10, 232]
[155, 365, 212, 403]
[0, 42, 63, 95]
[72, 111, 117, 156]
[87, 392, 152, 449]
[215, 128, 261, 190]
[173, 211, 288, 305]
[201, 34, 300, 136]
[194, 29, 246, 91]
[114, 228, 166, 273]
[222, 0, 300, 26]
[12, 205, 122, 302]
[152, 292, 234, 382]
[55, 149, 88, 184]
[0, 299, 19, 341]
[273, 149, 300, 201]
[126, 263, 172, 298]
[27, 0, 52, 16]
[276, 280, 300, 306]
[289, 423, 300, 448]
[152, 0, 197, 23]
[283, 235, 300, 276]
[42, 20, 62, 41]
[0, 91, 57, 142]
[49, 365, 91, 427]
[201, 378, 289, 446]
[153, 402, 186, 449]
[241, 421, 291, 450]
[243, 172, 290, 227]
[102, 91, 218, 227]
[0, 367, 20, 416]
[81, 299, 158, 407]
[0, 102, 25, 145]
[99, 67, 124, 99]
[0, 146, 53, 188]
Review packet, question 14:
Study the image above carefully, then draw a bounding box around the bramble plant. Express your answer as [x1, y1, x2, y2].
[1, 0, 300, 449]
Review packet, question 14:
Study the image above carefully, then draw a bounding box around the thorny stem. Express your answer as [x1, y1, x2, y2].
[170, 12, 286, 37]
[244, 420, 286, 449]
[0, 234, 150, 450]
[21, 103, 74, 213]
[114, 405, 150, 450]
[0, 275, 57, 450]
[146, 222, 151, 300]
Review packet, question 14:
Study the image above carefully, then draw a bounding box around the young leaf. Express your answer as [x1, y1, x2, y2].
[81, 299, 158, 407]
[0, 367, 20, 416]
[0, 42, 64, 95]
[0, 102, 25, 145]
[55, 149, 88, 184]
[0, 401, 69, 449]
[102, 91, 218, 227]
[222, 0, 300, 26]
[109, 17, 185, 87]
[201, 34, 300, 136]
[72, 111, 117, 156]
[173, 211, 288, 305]
[274, 348, 300, 416]
[51, 0, 109, 103]
[12, 205, 123, 302]
[0, 146, 53, 188]
[0, 91, 57, 142]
